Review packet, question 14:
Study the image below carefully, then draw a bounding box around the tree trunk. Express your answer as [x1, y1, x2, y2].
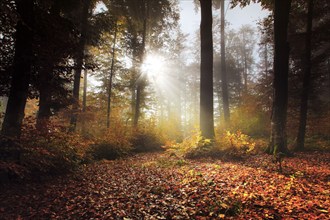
[69, 0, 91, 132]
[1, 0, 34, 138]
[133, 2, 148, 127]
[36, 0, 61, 131]
[199, 0, 214, 139]
[265, 43, 268, 76]
[296, 0, 314, 151]
[107, 24, 117, 128]
[243, 43, 248, 93]
[81, 69, 88, 134]
[36, 67, 52, 131]
[268, 0, 292, 155]
[220, 0, 230, 125]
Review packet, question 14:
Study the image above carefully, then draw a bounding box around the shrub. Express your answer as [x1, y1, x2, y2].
[89, 142, 130, 160]
[163, 129, 259, 160]
[163, 129, 213, 159]
[213, 130, 256, 159]
[88, 120, 133, 160]
[8, 117, 92, 178]
[132, 129, 164, 153]
[19, 124, 87, 175]
[131, 119, 165, 153]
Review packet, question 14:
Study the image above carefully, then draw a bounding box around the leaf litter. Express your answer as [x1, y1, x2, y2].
[0, 152, 329, 219]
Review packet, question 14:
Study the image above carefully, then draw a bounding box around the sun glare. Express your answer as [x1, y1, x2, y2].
[140, 52, 180, 104]
[141, 53, 165, 81]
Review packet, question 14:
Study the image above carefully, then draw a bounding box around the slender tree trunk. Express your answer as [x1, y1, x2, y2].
[134, 83, 142, 127]
[268, 0, 292, 155]
[296, 0, 314, 151]
[81, 69, 88, 134]
[1, 0, 34, 138]
[107, 24, 117, 128]
[82, 70, 87, 113]
[133, 2, 148, 127]
[220, 0, 230, 125]
[69, 0, 91, 132]
[243, 44, 248, 93]
[265, 43, 268, 75]
[199, 0, 214, 139]
[36, 67, 52, 131]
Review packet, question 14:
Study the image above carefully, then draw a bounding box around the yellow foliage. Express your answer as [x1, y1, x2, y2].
[163, 129, 212, 158]
[215, 130, 256, 153]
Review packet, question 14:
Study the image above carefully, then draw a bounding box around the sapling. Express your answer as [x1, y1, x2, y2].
[274, 152, 285, 173]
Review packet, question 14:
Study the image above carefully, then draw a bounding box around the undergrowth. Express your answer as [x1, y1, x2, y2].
[163, 129, 264, 160]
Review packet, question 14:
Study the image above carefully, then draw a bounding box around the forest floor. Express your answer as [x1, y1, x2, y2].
[0, 152, 329, 219]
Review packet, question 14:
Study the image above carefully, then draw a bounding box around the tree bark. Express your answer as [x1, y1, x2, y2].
[296, 0, 314, 151]
[36, 67, 52, 131]
[133, 1, 148, 127]
[1, 0, 34, 138]
[69, 0, 91, 132]
[81, 69, 88, 134]
[268, 0, 292, 155]
[36, 0, 61, 131]
[107, 24, 117, 128]
[200, 0, 214, 139]
[220, 0, 230, 125]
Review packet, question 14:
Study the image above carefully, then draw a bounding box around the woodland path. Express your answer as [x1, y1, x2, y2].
[0, 152, 329, 219]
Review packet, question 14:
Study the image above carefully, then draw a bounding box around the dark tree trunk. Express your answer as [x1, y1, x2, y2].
[36, 1, 61, 131]
[1, 0, 34, 138]
[69, 0, 91, 132]
[296, 0, 314, 151]
[36, 67, 52, 131]
[107, 24, 117, 128]
[199, 0, 214, 139]
[268, 0, 292, 155]
[220, 0, 230, 125]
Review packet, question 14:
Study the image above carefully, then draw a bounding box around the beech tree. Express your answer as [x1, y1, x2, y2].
[199, 0, 215, 138]
[267, 0, 292, 155]
[295, 0, 314, 151]
[1, 0, 35, 137]
[220, 0, 230, 125]
[69, 0, 92, 132]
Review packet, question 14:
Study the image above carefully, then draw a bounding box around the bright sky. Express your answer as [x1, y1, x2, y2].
[179, 0, 270, 40]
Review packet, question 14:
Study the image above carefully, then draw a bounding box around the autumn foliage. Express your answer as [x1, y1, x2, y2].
[1, 152, 329, 219]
